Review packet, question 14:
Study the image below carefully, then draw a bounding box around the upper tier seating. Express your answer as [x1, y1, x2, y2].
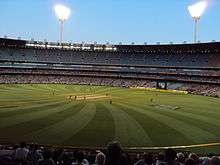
[0, 47, 220, 68]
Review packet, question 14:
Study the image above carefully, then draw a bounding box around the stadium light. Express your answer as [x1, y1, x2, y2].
[188, 1, 207, 43]
[54, 4, 71, 45]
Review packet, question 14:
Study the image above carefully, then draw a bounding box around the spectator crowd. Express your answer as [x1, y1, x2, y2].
[0, 73, 219, 97]
[0, 141, 220, 165]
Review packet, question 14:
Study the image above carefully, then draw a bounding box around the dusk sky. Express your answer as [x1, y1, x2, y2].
[0, 0, 219, 44]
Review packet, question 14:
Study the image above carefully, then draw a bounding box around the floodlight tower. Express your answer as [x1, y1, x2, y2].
[54, 4, 71, 45]
[188, 1, 207, 43]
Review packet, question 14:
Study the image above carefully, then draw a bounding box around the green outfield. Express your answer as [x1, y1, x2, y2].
[0, 84, 220, 152]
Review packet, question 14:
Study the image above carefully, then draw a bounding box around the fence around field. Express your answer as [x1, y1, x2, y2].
[43, 142, 220, 156]
[1, 141, 220, 154]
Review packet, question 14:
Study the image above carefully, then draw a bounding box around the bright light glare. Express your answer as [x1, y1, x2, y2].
[54, 4, 71, 21]
[188, 1, 208, 19]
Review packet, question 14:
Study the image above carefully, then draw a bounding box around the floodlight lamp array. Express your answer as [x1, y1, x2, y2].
[54, 4, 71, 21]
[188, 1, 207, 19]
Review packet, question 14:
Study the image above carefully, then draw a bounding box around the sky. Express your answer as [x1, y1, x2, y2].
[0, 0, 219, 44]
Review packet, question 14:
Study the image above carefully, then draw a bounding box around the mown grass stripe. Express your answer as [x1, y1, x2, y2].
[27, 84, 57, 92]
[65, 102, 115, 147]
[166, 104, 220, 119]
[122, 94, 220, 118]
[0, 95, 63, 101]
[121, 98, 220, 129]
[115, 103, 193, 146]
[24, 103, 97, 145]
[0, 99, 67, 117]
[0, 84, 40, 92]
[0, 101, 73, 128]
[0, 102, 83, 142]
[0, 89, 57, 97]
[0, 97, 65, 111]
[116, 102, 217, 144]
[101, 103, 153, 146]
[144, 105, 220, 131]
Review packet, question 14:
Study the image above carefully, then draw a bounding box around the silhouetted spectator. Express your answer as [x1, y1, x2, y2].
[72, 151, 89, 165]
[27, 143, 43, 165]
[177, 153, 185, 165]
[210, 156, 220, 165]
[135, 153, 154, 165]
[15, 142, 29, 165]
[159, 148, 180, 165]
[106, 141, 129, 165]
[185, 158, 196, 165]
[188, 153, 199, 165]
[95, 151, 105, 165]
[156, 153, 165, 165]
[38, 150, 56, 165]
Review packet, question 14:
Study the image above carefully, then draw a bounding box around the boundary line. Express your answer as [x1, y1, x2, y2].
[2, 142, 220, 151]
[127, 142, 220, 150]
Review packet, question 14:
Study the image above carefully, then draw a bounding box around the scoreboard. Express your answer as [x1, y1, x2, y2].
[156, 82, 167, 90]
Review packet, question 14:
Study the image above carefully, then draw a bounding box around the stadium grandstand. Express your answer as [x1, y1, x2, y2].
[0, 38, 220, 97]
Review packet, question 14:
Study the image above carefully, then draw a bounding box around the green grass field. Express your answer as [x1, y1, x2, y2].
[0, 84, 220, 152]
